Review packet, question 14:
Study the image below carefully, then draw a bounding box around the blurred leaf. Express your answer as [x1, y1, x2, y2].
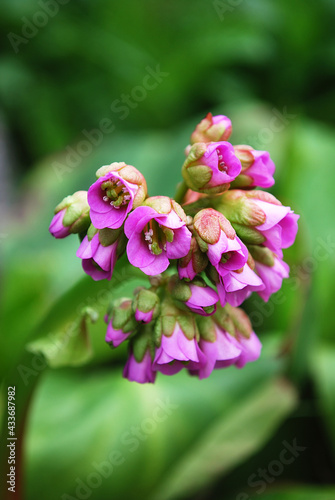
[25, 337, 287, 500]
[311, 345, 335, 457]
[257, 487, 335, 500]
[27, 306, 97, 368]
[150, 378, 297, 500]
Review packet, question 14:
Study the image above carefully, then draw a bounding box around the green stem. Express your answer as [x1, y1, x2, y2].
[174, 180, 188, 204]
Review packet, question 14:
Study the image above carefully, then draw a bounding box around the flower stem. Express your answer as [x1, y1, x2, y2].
[174, 181, 188, 204]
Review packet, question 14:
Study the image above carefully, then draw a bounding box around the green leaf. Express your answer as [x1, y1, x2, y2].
[150, 378, 297, 500]
[310, 345, 335, 456]
[26, 307, 97, 368]
[24, 257, 148, 369]
[255, 487, 335, 500]
[25, 336, 287, 500]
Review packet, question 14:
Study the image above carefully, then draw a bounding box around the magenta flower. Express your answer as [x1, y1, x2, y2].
[233, 331, 262, 368]
[190, 113, 232, 144]
[87, 162, 147, 230]
[233, 145, 275, 188]
[182, 142, 242, 194]
[49, 209, 71, 238]
[255, 256, 289, 302]
[133, 288, 160, 323]
[105, 320, 132, 347]
[178, 237, 208, 281]
[49, 191, 90, 238]
[254, 200, 299, 256]
[135, 309, 153, 323]
[184, 282, 218, 316]
[124, 197, 192, 276]
[193, 209, 248, 275]
[216, 264, 265, 307]
[207, 232, 248, 276]
[153, 322, 206, 375]
[195, 325, 242, 379]
[123, 349, 156, 384]
[76, 232, 118, 281]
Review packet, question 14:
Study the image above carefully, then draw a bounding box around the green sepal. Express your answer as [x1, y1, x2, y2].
[231, 223, 266, 245]
[197, 316, 217, 342]
[99, 227, 122, 247]
[248, 244, 275, 267]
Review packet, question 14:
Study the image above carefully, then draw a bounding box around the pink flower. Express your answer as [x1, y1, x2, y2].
[233, 331, 262, 368]
[195, 325, 242, 379]
[182, 142, 242, 194]
[193, 209, 248, 275]
[254, 200, 299, 256]
[105, 320, 132, 347]
[190, 113, 232, 144]
[178, 237, 208, 281]
[184, 283, 218, 316]
[133, 288, 160, 323]
[153, 322, 206, 375]
[49, 209, 71, 238]
[255, 256, 289, 302]
[87, 162, 147, 230]
[76, 232, 118, 281]
[124, 197, 192, 276]
[49, 191, 90, 238]
[216, 264, 265, 307]
[123, 350, 156, 384]
[233, 146, 275, 188]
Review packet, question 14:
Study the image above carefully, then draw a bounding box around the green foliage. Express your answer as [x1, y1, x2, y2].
[1, 0, 335, 498]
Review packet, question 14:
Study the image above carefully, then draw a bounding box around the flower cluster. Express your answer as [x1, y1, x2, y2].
[50, 113, 299, 383]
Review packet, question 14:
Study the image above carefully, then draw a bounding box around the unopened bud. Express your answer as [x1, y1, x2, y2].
[190, 113, 232, 144]
[182, 142, 242, 195]
[50, 191, 90, 238]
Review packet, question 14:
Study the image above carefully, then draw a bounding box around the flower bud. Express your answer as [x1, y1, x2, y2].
[231, 145, 275, 188]
[190, 113, 232, 144]
[77, 225, 126, 281]
[190, 304, 262, 378]
[182, 142, 242, 195]
[123, 324, 156, 383]
[105, 299, 137, 347]
[49, 191, 90, 238]
[178, 237, 208, 281]
[169, 274, 218, 316]
[133, 288, 160, 323]
[218, 190, 299, 255]
[88, 162, 147, 230]
[248, 245, 289, 302]
[152, 300, 206, 375]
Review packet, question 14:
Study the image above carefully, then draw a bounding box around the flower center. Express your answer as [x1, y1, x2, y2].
[101, 179, 131, 209]
[216, 148, 228, 172]
[143, 220, 174, 255]
[220, 251, 231, 264]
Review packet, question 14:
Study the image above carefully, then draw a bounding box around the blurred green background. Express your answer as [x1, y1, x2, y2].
[1, 0, 335, 499]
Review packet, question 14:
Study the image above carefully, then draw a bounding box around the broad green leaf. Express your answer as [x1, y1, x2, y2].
[27, 307, 97, 368]
[150, 378, 297, 500]
[25, 337, 287, 500]
[24, 257, 147, 368]
[310, 345, 335, 456]
[257, 487, 335, 500]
